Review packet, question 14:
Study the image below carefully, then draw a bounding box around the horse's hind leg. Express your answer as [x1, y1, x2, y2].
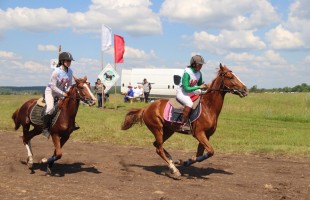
[25, 140, 34, 169]
[153, 128, 180, 176]
[153, 128, 174, 161]
[22, 124, 35, 170]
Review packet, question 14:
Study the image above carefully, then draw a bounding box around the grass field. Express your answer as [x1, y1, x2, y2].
[1, 93, 309, 156]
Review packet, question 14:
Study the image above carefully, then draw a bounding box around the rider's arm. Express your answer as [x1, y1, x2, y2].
[66, 68, 73, 92]
[47, 71, 66, 96]
[182, 72, 200, 92]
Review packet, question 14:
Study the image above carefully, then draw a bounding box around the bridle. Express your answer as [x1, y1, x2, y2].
[64, 82, 95, 105]
[206, 70, 246, 96]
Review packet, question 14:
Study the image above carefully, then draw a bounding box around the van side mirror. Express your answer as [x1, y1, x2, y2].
[173, 75, 181, 85]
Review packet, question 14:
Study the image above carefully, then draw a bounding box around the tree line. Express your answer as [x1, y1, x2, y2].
[1, 84, 309, 95]
[249, 83, 310, 93]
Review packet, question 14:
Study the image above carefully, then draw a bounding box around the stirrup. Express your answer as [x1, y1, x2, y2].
[181, 123, 191, 131]
[42, 129, 50, 139]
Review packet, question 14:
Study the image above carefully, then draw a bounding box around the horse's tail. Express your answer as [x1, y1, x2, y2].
[121, 108, 145, 130]
[12, 108, 21, 130]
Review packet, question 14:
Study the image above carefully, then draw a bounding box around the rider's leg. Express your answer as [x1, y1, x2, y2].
[42, 114, 52, 138]
[181, 106, 192, 131]
[176, 90, 193, 131]
[42, 87, 54, 139]
[181, 106, 192, 124]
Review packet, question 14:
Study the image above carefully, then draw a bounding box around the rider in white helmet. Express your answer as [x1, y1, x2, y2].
[176, 55, 208, 131]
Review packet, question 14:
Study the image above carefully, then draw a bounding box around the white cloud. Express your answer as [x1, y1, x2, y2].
[191, 30, 265, 55]
[265, 25, 304, 49]
[160, 0, 279, 30]
[225, 50, 288, 67]
[304, 54, 310, 63]
[0, 0, 162, 36]
[71, 0, 162, 35]
[0, 7, 69, 33]
[289, 0, 310, 19]
[0, 50, 19, 59]
[281, 0, 310, 48]
[37, 44, 58, 51]
[23, 60, 48, 72]
[124, 47, 156, 60]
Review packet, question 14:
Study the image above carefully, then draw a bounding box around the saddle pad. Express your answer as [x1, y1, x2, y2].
[168, 96, 201, 110]
[36, 97, 46, 107]
[163, 101, 201, 123]
[30, 104, 61, 126]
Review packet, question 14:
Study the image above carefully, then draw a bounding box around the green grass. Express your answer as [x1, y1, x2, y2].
[2, 93, 310, 157]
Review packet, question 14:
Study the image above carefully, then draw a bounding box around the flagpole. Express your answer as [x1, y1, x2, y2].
[101, 24, 112, 109]
[101, 51, 105, 109]
[114, 62, 117, 110]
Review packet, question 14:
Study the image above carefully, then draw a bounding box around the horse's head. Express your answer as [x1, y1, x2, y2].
[73, 76, 97, 106]
[216, 63, 248, 97]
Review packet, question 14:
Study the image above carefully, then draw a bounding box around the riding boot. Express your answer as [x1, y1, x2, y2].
[42, 114, 52, 139]
[181, 106, 192, 131]
[73, 122, 80, 131]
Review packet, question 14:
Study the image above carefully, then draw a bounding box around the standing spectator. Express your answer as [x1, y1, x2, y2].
[94, 78, 106, 108]
[142, 78, 151, 103]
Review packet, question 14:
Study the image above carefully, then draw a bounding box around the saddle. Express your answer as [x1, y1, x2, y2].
[163, 95, 201, 124]
[29, 97, 61, 126]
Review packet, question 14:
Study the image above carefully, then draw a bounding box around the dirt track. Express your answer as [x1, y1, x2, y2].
[0, 131, 309, 200]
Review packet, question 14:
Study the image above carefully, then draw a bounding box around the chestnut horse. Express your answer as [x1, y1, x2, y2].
[12, 76, 96, 175]
[121, 64, 248, 176]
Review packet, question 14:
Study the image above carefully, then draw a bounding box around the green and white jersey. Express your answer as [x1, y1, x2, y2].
[180, 67, 203, 92]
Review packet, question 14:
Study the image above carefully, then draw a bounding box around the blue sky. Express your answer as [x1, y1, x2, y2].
[0, 0, 309, 89]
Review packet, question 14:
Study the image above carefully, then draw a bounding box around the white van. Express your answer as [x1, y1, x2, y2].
[121, 68, 184, 98]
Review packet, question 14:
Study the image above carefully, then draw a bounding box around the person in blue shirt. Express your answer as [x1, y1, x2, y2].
[124, 84, 134, 102]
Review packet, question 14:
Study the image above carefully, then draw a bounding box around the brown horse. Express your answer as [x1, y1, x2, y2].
[12, 76, 96, 175]
[121, 64, 248, 176]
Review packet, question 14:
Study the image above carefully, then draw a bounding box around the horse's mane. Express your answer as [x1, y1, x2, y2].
[207, 66, 224, 87]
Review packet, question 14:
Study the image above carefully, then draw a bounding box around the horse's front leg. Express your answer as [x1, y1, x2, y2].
[183, 132, 214, 167]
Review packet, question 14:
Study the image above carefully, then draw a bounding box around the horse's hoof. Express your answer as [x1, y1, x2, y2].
[27, 157, 33, 169]
[27, 162, 33, 169]
[174, 159, 183, 165]
[183, 160, 193, 167]
[164, 170, 182, 179]
[45, 166, 52, 176]
[40, 158, 48, 164]
[173, 170, 181, 177]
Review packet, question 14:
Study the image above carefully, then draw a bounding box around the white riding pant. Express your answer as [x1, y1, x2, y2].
[45, 87, 62, 115]
[176, 88, 194, 108]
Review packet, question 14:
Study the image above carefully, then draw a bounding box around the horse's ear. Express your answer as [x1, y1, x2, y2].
[219, 63, 223, 70]
[84, 76, 87, 81]
[73, 75, 78, 82]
